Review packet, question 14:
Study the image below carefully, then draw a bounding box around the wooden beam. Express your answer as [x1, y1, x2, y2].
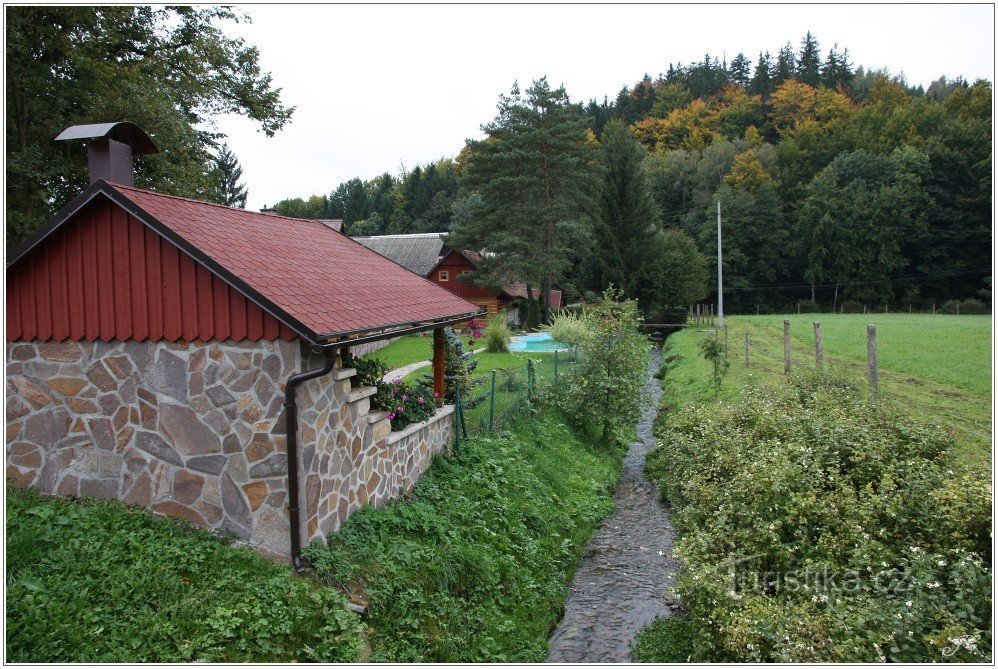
[433, 327, 445, 407]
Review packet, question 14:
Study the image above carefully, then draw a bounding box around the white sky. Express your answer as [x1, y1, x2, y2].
[214, 3, 996, 210]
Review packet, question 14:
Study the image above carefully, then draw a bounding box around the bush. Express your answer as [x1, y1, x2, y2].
[545, 309, 591, 347]
[796, 299, 820, 313]
[6, 488, 362, 662]
[840, 300, 864, 313]
[645, 377, 992, 662]
[523, 299, 542, 330]
[555, 288, 650, 444]
[960, 298, 987, 314]
[444, 327, 477, 403]
[484, 313, 511, 353]
[303, 409, 623, 661]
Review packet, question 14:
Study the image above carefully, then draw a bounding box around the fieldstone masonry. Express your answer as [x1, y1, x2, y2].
[6, 338, 454, 558]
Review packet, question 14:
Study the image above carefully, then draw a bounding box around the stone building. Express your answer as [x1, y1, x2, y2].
[6, 123, 479, 566]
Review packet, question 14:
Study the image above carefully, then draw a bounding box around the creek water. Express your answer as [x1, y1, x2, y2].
[546, 347, 679, 662]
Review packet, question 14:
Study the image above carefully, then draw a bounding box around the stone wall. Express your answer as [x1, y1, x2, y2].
[6, 338, 454, 559]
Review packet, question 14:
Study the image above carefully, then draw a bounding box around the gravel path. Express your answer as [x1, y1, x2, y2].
[547, 347, 679, 663]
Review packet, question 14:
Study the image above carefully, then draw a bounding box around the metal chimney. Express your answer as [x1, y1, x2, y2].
[55, 122, 158, 186]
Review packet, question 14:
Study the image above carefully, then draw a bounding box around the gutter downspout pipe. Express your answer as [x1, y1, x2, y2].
[282, 310, 483, 573]
[284, 349, 337, 573]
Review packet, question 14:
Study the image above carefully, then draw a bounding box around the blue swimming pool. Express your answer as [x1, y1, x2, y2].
[509, 332, 569, 352]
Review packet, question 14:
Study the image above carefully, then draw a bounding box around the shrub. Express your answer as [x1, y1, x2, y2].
[346, 353, 388, 388]
[698, 335, 728, 398]
[545, 309, 591, 347]
[840, 300, 864, 313]
[523, 299, 542, 330]
[941, 299, 961, 314]
[555, 288, 650, 444]
[796, 299, 820, 313]
[646, 377, 992, 662]
[484, 313, 511, 353]
[444, 327, 477, 403]
[960, 298, 987, 314]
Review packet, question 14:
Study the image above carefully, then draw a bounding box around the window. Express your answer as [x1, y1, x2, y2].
[460, 270, 471, 276]
[438, 270, 449, 282]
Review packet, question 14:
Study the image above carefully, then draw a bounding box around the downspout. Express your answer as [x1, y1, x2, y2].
[284, 348, 337, 573]
[281, 311, 482, 573]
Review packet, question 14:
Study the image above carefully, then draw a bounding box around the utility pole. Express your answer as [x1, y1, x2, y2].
[716, 200, 724, 328]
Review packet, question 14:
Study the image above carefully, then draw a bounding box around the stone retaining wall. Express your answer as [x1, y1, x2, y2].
[6, 338, 454, 558]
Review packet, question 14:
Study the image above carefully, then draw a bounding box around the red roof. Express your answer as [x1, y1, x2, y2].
[501, 283, 563, 310]
[9, 181, 480, 343]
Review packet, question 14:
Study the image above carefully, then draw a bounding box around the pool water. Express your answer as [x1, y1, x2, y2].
[509, 332, 569, 352]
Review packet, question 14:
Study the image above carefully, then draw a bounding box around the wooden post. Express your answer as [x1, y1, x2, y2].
[813, 321, 823, 372]
[783, 319, 791, 375]
[744, 332, 750, 366]
[932, 302, 936, 315]
[433, 327, 445, 407]
[709, 304, 714, 327]
[797, 302, 801, 315]
[957, 302, 960, 315]
[723, 324, 729, 360]
[909, 303, 912, 314]
[756, 304, 760, 315]
[867, 324, 878, 395]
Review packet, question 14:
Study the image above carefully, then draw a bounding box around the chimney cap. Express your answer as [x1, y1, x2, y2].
[55, 122, 158, 154]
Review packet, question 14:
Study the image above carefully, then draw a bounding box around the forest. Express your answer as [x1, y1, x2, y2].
[273, 32, 992, 313]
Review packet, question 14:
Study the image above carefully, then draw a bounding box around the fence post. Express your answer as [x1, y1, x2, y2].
[814, 321, 823, 372]
[783, 319, 791, 375]
[932, 302, 936, 315]
[709, 304, 714, 327]
[744, 332, 750, 366]
[867, 324, 878, 396]
[488, 369, 497, 432]
[527, 359, 533, 402]
[957, 302, 960, 315]
[723, 324, 728, 360]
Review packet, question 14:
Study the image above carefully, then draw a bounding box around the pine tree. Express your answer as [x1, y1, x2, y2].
[822, 43, 854, 91]
[728, 53, 751, 88]
[796, 31, 822, 87]
[451, 78, 603, 322]
[749, 51, 774, 96]
[775, 42, 796, 85]
[213, 143, 248, 208]
[584, 119, 661, 299]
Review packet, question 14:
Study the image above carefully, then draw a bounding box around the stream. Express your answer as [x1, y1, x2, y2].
[547, 347, 679, 663]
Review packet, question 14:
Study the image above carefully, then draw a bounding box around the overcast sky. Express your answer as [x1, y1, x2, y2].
[214, 4, 995, 210]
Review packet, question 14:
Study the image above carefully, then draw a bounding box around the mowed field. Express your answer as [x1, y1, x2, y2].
[659, 314, 992, 472]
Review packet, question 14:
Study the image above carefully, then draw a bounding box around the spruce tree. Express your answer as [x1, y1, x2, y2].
[749, 51, 774, 96]
[585, 119, 661, 300]
[728, 53, 751, 88]
[214, 143, 248, 208]
[796, 31, 822, 87]
[775, 42, 796, 85]
[451, 78, 603, 322]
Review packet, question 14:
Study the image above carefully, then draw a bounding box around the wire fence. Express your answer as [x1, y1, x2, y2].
[454, 348, 578, 447]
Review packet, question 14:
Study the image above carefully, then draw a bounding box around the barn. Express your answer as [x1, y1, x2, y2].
[6, 123, 480, 566]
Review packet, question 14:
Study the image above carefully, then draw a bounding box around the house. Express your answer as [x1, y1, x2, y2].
[355, 233, 562, 324]
[6, 123, 480, 567]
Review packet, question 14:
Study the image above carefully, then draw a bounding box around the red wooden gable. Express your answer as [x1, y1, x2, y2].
[6, 198, 296, 342]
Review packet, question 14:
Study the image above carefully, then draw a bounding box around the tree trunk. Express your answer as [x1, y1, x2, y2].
[833, 282, 839, 312]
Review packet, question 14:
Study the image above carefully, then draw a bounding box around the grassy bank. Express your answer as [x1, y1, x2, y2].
[6, 487, 363, 662]
[304, 408, 623, 662]
[363, 334, 433, 370]
[657, 315, 992, 471]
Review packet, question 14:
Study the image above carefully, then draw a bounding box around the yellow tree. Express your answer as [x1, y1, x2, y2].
[724, 150, 775, 192]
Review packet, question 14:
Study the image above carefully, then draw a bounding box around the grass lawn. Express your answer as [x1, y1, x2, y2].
[5, 487, 362, 662]
[658, 314, 992, 472]
[362, 334, 433, 370]
[303, 408, 623, 662]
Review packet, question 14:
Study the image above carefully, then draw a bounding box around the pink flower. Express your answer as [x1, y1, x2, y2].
[402, 395, 408, 402]
[387, 412, 395, 420]
[393, 378, 403, 385]
[433, 391, 440, 398]
[417, 396, 425, 404]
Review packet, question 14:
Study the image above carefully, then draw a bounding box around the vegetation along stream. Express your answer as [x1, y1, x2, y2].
[547, 346, 678, 662]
